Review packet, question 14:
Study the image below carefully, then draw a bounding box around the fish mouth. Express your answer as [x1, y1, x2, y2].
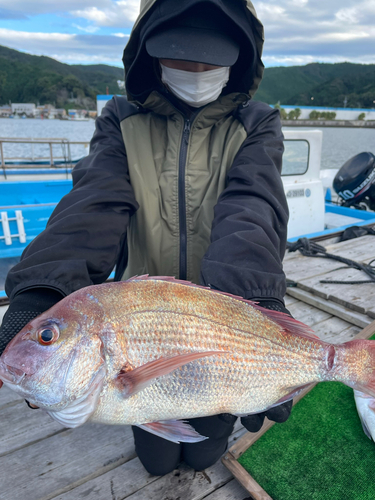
[0, 360, 26, 385]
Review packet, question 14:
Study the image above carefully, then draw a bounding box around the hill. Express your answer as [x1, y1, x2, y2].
[0, 45, 125, 110]
[0, 45, 374, 109]
[255, 62, 375, 109]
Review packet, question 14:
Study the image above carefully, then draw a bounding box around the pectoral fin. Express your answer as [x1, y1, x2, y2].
[137, 420, 208, 444]
[116, 351, 225, 398]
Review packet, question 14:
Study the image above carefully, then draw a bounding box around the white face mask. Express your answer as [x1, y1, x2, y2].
[160, 64, 230, 108]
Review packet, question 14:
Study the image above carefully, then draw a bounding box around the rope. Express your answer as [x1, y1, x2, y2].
[287, 237, 375, 285]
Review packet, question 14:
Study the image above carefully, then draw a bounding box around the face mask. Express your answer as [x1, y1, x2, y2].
[160, 64, 230, 108]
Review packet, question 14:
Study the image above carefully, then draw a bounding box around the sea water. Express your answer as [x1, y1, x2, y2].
[0, 119, 374, 170]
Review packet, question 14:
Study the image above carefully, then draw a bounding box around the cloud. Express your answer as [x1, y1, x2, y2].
[0, 0, 105, 15]
[0, 28, 127, 64]
[70, 0, 140, 28]
[259, 0, 375, 65]
[0, 0, 374, 67]
[72, 24, 100, 34]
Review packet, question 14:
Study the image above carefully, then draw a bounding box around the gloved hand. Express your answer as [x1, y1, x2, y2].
[0, 288, 63, 394]
[241, 297, 294, 432]
[241, 400, 293, 432]
[0, 288, 63, 356]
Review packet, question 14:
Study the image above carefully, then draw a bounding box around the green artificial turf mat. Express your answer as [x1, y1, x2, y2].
[238, 335, 375, 500]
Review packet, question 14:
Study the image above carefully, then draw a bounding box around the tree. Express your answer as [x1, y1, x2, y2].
[358, 112, 366, 120]
[309, 110, 320, 119]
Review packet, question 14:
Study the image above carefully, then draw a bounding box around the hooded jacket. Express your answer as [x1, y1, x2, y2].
[5, 0, 288, 307]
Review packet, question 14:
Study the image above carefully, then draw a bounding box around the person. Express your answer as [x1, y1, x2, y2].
[0, 0, 293, 476]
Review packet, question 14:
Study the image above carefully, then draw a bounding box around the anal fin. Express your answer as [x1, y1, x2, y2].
[137, 420, 208, 444]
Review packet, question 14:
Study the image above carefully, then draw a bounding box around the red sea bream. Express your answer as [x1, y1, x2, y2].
[1, 277, 375, 443]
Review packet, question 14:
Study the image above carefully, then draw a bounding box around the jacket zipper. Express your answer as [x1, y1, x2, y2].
[178, 119, 191, 280]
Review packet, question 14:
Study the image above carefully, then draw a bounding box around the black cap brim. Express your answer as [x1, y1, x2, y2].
[146, 26, 239, 67]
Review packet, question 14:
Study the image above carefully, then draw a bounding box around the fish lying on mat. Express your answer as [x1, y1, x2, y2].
[1, 276, 375, 443]
[354, 390, 375, 442]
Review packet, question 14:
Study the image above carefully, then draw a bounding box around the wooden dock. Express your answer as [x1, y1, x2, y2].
[0, 234, 374, 500]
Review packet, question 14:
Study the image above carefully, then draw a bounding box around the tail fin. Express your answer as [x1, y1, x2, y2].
[336, 340, 375, 398]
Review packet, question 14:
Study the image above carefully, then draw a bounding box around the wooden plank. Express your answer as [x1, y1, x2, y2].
[0, 401, 64, 456]
[53, 425, 247, 500]
[122, 459, 233, 500]
[0, 423, 136, 500]
[222, 453, 272, 500]
[52, 457, 159, 500]
[284, 294, 298, 307]
[296, 267, 375, 313]
[0, 384, 23, 409]
[312, 318, 360, 344]
[202, 479, 249, 500]
[287, 300, 331, 327]
[286, 287, 372, 328]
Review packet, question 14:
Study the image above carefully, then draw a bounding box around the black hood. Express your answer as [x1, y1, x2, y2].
[123, 0, 264, 104]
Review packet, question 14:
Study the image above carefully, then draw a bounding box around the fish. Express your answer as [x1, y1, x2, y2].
[354, 390, 375, 442]
[1, 276, 375, 443]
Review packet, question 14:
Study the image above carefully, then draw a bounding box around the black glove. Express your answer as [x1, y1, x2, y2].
[0, 288, 63, 356]
[241, 298, 294, 433]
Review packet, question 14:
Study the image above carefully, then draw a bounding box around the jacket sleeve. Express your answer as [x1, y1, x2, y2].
[5, 97, 139, 300]
[200, 102, 288, 302]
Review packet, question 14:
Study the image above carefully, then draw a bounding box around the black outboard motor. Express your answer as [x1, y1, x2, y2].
[333, 152, 375, 210]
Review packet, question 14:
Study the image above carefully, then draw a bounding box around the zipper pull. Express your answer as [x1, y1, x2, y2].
[184, 120, 191, 143]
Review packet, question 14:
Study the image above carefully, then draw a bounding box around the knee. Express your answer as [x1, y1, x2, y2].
[132, 426, 182, 476]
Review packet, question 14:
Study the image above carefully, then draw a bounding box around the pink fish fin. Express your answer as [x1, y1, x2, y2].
[250, 305, 319, 339]
[116, 351, 226, 398]
[136, 420, 208, 444]
[235, 383, 313, 417]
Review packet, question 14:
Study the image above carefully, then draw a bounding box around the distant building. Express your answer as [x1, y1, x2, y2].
[0, 106, 12, 117]
[97, 95, 122, 115]
[11, 103, 36, 117]
[276, 105, 375, 121]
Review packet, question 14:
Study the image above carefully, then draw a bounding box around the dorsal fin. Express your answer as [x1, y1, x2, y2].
[126, 275, 318, 340]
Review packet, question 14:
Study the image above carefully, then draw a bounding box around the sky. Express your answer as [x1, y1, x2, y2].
[0, 0, 374, 68]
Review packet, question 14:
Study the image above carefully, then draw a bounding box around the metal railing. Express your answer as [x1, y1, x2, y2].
[0, 137, 90, 176]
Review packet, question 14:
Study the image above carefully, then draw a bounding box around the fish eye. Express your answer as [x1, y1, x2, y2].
[38, 326, 59, 345]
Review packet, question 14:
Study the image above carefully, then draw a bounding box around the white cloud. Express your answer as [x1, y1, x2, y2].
[0, 28, 127, 64]
[72, 24, 100, 34]
[0, 0, 106, 15]
[0, 28, 74, 43]
[1, 0, 375, 67]
[71, 0, 140, 28]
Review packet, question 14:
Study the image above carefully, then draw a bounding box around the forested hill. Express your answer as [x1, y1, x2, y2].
[1, 44, 374, 109]
[255, 62, 375, 109]
[0, 45, 125, 109]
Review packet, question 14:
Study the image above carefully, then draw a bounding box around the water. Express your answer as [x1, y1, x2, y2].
[0, 119, 374, 170]
[287, 126, 375, 171]
[0, 118, 96, 162]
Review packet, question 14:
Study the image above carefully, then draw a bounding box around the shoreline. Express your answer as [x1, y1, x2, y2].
[282, 119, 375, 128]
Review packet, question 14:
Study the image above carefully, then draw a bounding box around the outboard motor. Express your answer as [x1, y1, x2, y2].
[333, 152, 375, 210]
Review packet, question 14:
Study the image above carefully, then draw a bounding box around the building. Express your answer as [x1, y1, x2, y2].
[97, 95, 122, 115]
[277, 105, 375, 121]
[11, 103, 36, 117]
[0, 106, 12, 117]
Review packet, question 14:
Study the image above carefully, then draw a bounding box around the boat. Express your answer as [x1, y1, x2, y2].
[0, 137, 89, 181]
[1, 129, 375, 270]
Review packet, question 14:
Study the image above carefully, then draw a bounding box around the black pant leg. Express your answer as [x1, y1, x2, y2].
[182, 414, 237, 471]
[132, 426, 182, 476]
